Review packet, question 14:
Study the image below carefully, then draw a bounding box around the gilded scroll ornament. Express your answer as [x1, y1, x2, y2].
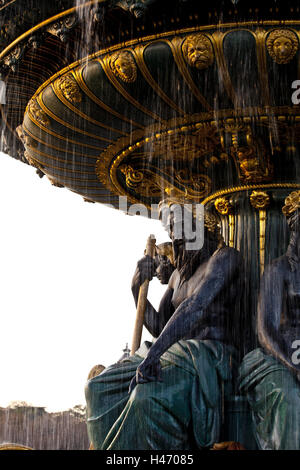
[120, 165, 144, 189]
[250, 191, 270, 210]
[182, 34, 214, 70]
[47, 15, 77, 43]
[110, 51, 137, 83]
[2, 44, 25, 72]
[57, 74, 82, 104]
[119, 164, 211, 201]
[282, 190, 300, 216]
[266, 29, 299, 65]
[27, 99, 50, 128]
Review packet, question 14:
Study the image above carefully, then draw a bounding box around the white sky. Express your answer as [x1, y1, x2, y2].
[0, 151, 169, 411]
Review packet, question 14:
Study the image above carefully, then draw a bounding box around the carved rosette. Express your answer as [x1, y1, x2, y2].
[266, 29, 299, 65]
[250, 191, 270, 210]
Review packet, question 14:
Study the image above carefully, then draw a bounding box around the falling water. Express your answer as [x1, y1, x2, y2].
[0, 403, 89, 450]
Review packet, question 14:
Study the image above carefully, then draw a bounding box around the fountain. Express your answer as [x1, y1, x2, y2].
[2, 0, 300, 450]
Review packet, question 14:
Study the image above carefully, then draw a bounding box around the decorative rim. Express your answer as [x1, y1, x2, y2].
[202, 183, 300, 206]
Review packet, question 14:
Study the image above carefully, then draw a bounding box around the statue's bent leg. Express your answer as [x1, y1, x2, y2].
[85, 358, 141, 449]
[86, 340, 234, 450]
[239, 348, 300, 450]
[101, 364, 195, 450]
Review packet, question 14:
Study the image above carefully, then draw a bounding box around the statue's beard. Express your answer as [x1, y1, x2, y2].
[173, 233, 221, 284]
[173, 240, 195, 271]
[173, 239, 205, 284]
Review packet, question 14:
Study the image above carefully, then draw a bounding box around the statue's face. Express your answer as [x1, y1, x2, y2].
[111, 53, 137, 82]
[155, 255, 174, 285]
[115, 57, 132, 79]
[187, 41, 211, 69]
[273, 37, 293, 61]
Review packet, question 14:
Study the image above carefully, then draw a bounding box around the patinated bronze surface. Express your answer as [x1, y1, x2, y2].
[85, 205, 245, 449]
[240, 191, 300, 449]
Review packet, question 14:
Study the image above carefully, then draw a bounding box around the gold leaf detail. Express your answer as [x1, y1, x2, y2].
[57, 74, 82, 104]
[182, 33, 214, 70]
[110, 51, 137, 83]
[282, 190, 300, 216]
[266, 29, 299, 65]
[27, 99, 50, 128]
[250, 191, 270, 210]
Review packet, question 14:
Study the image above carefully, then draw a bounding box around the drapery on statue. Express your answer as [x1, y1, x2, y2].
[85, 200, 245, 450]
[239, 190, 300, 450]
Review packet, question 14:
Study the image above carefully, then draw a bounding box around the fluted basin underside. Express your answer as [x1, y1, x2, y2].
[20, 23, 300, 208]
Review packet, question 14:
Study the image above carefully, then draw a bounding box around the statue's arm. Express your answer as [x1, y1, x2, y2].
[131, 256, 174, 337]
[257, 261, 300, 375]
[145, 248, 241, 362]
[141, 287, 174, 338]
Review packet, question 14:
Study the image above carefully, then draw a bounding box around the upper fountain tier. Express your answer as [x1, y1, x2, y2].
[2, 0, 300, 207]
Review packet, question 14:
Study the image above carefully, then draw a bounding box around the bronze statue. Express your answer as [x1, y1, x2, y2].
[239, 190, 300, 450]
[85, 201, 244, 450]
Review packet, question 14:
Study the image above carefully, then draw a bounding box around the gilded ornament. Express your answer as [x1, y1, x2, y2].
[250, 191, 270, 210]
[158, 197, 220, 234]
[3, 44, 25, 72]
[266, 29, 298, 65]
[110, 51, 137, 83]
[57, 74, 82, 104]
[214, 197, 233, 216]
[16, 125, 37, 148]
[27, 99, 50, 128]
[0, 444, 33, 450]
[204, 211, 220, 234]
[120, 165, 144, 189]
[47, 15, 77, 43]
[150, 127, 221, 161]
[182, 34, 214, 70]
[224, 122, 273, 183]
[282, 190, 300, 216]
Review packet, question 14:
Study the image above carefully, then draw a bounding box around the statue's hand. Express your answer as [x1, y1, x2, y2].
[129, 356, 162, 393]
[135, 255, 157, 285]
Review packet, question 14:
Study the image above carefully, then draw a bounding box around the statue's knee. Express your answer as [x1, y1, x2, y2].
[128, 384, 154, 411]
